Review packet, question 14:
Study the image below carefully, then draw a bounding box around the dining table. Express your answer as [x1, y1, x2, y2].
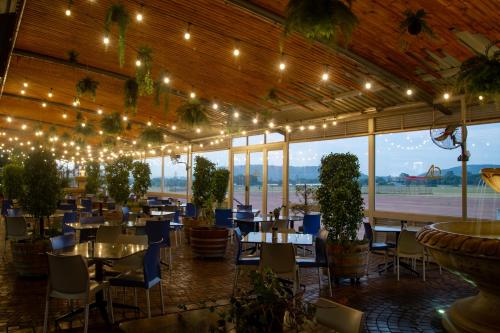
[53, 241, 147, 324]
[230, 215, 303, 231]
[232, 208, 260, 216]
[242, 231, 313, 246]
[124, 218, 183, 245]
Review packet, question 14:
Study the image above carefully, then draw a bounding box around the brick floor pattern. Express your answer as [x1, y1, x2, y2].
[0, 229, 476, 332]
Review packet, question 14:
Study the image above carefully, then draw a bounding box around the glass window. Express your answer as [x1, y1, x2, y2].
[467, 123, 500, 220]
[248, 134, 265, 145]
[192, 150, 229, 169]
[289, 137, 368, 213]
[145, 157, 162, 192]
[266, 132, 284, 143]
[232, 137, 246, 147]
[375, 130, 461, 217]
[164, 154, 188, 194]
[267, 150, 283, 211]
[233, 153, 246, 206]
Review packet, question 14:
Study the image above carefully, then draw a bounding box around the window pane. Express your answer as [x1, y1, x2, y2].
[375, 130, 461, 216]
[164, 154, 188, 194]
[266, 132, 284, 143]
[249, 152, 263, 213]
[233, 153, 246, 206]
[267, 150, 283, 212]
[248, 134, 264, 145]
[467, 123, 500, 220]
[232, 137, 246, 147]
[289, 137, 368, 213]
[145, 157, 162, 192]
[192, 150, 228, 168]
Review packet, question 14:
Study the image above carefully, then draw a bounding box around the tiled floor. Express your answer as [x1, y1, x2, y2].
[0, 229, 476, 332]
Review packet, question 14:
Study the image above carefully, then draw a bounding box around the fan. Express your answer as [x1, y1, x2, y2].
[430, 124, 470, 161]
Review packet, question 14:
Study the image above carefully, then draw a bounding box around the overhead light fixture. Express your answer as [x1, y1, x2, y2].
[299, 125, 305, 131]
[62, 113, 67, 119]
[196, 128, 201, 133]
[478, 95, 484, 101]
[332, 118, 338, 126]
[21, 124, 27, 130]
[103, 36, 110, 45]
[20, 90, 25, 95]
[252, 117, 258, 124]
[122, 115, 128, 121]
[269, 121, 275, 128]
[23, 82, 28, 88]
[212, 102, 218, 110]
[184, 23, 191, 40]
[190, 91, 196, 99]
[163, 76, 170, 84]
[443, 92, 450, 100]
[6, 117, 12, 122]
[136, 5, 144, 22]
[135, 59, 141, 67]
[406, 88, 413, 96]
[48, 89, 53, 98]
[233, 111, 239, 118]
[171, 125, 176, 130]
[97, 109, 103, 115]
[65, 8, 71, 16]
[41, 102, 47, 108]
[364, 81, 372, 90]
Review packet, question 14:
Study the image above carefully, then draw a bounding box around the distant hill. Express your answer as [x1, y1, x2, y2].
[237, 165, 368, 182]
[433, 164, 500, 176]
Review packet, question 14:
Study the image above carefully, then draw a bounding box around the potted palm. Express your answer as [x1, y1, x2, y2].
[189, 156, 229, 258]
[316, 153, 368, 282]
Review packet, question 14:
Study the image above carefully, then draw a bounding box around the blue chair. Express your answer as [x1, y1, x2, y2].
[185, 203, 196, 218]
[233, 227, 259, 294]
[121, 206, 130, 222]
[145, 219, 172, 271]
[108, 240, 164, 320]
[49, 234, 76, 250]
[215, 208, 233, 228]
[1, 199, 12, 216]
[235, 211, 256, 235]
[81, 198, 93, 214]
[363, 222, 394, 273]
[7, 208, 22, 217]
[303, 214, 321, 237]
[58, 203, 74, 211]
[237, 204, 252, 212]
[172, 210, 180, 223]
[62, 212, 78, 234]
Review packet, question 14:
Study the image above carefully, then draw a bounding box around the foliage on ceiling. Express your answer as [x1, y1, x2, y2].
[136, 46, 154, 96]
[67, 49, 79, 63]
[154, 70, 170, 114]
[285, 0, 358, 44]
[176, 98, 209, 127]
[100, 111, 123, 134]
[76, 76, 99, 102]
[124, 78, 139, 113]
[74, 123, 95, 136]
[139, 127, 164, 145]
[104, 3, 130, 67]
[454, 40, 500, 98]
[399, 9, 434, 37]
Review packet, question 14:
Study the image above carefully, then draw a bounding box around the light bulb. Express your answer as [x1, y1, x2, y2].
[48, 90, 53, 98]
[62, 113, 67, 119]
[364, 82, 372, 90]
[286, 125, 292, 133]
[147, 121, 152, 126]
[196, 128, 201, 133]
[279, 62, 286, 71]
[20, 90, 25, 95]
[184, 31, 190, 40]
[220, 130, 225, 135]
[233, 111, 239, 118]
[308, 125, 315, 130]
[6, 117, 12, 122]
[81, 123, 86, 127]
[252, 117, 258, 124]
[233, 48, 240, 57]
[190, 91, 196, 99]
[212, 102, 218, 110]
[269, 122, 275, 128]
[171, 125, 176, 130]
[163, 76, 170, 84]
[443, 92, 450, 100]
[117, 136, 121, 140]
[42, 102, 47, 108]
[299, 125, 305, 131]
[135, 59, 141, 67]
[122, 116, 128, 121]
[332, 120, 338, 126]
[478, 95, 484, 101]
[21, 124, 27, 130]
[103, 36, 109, 45]
[321, 73, 329, 81]
[99, 130, 103, 135]
[132, 140, 137, 145]
[406, 89, 413, 96]
[23, 82, 28, 87]
[97, 109, 103, 115]
[322, 123, 327, 128]
[136, 13, 143, 22]
[65, 8, 71, 16]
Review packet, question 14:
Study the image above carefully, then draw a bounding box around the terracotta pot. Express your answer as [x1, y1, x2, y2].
[182, 217, 202, 244]
[11, 240, 50, 277]
[326, 241, 369, 279]
[190, 226, 229, 258]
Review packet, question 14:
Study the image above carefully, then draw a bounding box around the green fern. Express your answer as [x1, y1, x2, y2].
[136, 46, 154, 96]
[139, 127, 164, 145]
[74, 123, 95, 136]
[100, 111, 123, 134]
[104, 3, 130, 67]
[76, 76, 99, 101]
[176, 99, 209, 127]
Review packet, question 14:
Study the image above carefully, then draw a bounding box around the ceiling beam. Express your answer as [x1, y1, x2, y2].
[225, 0, 451, 115]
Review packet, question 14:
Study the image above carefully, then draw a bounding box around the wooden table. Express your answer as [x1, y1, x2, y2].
[242, 232, 313, 246]
[54, 242, 147, 324]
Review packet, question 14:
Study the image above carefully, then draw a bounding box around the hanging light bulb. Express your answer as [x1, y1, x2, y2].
[99, 130, 103, 135]
[478, 95, 484, 101]
[321, 65, 329, 81]
[308, 125, 315, 130]
[62, 113, 67, 119]
[135, 59, 142, 67]
[23, 82, 28, 88]
[252, 117, 258, 124]
[65, 8, 71, 16]
[269, 121, 275, 128]
[97, 109, 103, 115]
[190, 91, 196, 99]
[163, 75, 170, 84]
[212, 102, 218, 110]
[41, 102, 47, 108]
[21, 124, 27, 130]
[122, 115, 128, 121]
[299, 125, 305, 131]
[332, 118, 338, 126]
[443, 92, 450, 100]
[48, 89, 53, 98]
[278, 52, 286, 71]
[20, 89, 25, 95]
[406, 88, 413, 96]
[147, 120, 152, 126]
[136, 5, 144, 22]
[364, 81, 372, 90]
[184, 23, 191, 40]
[286, 125, 292, 133]
[171, 125, 177, 130]
[81, 123, 86, 128]
[196, 128, 201, 133]
[233, 47, 240, 57]
[322, 122, 327, 128]
[233, 111, 239, 118]
[103, 36, 110, 45]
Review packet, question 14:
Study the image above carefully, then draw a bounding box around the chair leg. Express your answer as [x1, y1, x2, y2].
[397, 256, 400, 281]
[159, 281, 165, 315]
[232, 266, 239, 295]
[317, 267, 321, 294]
[83, 303, 90, 333]
[43, 297, 49, 333]
[146, 289, 151, 318]
[326, 266, 333, 297]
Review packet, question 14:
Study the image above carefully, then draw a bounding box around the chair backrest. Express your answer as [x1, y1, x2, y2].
[81, 198, 92, 212]
[96, 225, 122, 243]
[116, 234, 148, 246]
[236, 220, 256, 235]
[397, 230, 423, 256]
[7, 208, 22, 217]
[236, 204, 252, 212]
[5, 216, 27, 237]
[143, 241, 161, 288]
[303, 214, 321, 236]
[63, 211, 78, 223]
[47, 254, 89, 297]
[145, 219, 171, 247]
[50, 234, 76, 250]
[215, 209, 232, 228]
[259, 243, 296, 275]
[185, 203, 196, 217]
[235, 211, 253, 220]
[314, 298, 364, 333]
[80, 215, 105, 224]
[1, 199, 12, 216]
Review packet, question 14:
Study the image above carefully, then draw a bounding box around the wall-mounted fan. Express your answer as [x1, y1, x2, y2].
[430, 124, 470, 161]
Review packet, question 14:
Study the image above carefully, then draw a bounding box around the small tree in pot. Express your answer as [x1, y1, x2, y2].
[2, 163, 25, 202]
[192, 156, 216, 220]
[212, 168, 232, 230]
[316, 153, 368, 282]
[131, 161, 151, 199]
[84, 161, 102, 195]
[105, 156, 133, 206]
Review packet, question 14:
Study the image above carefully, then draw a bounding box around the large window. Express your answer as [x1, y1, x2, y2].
[267, 150, 283, 211]
[289, 137, 368, 212]
[164, 154, 188, 194]
[192, 150, 229, 169]
[145, 157, 162, 192]
[467, 123, 500, 220]
[375, 130, 462, 216]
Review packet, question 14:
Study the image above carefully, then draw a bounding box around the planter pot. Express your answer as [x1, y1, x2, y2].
[326, 241, 369, 279]
[182, 217, 204, 244]
[11, 240, 50, 277]
[190, 226, 229, 258]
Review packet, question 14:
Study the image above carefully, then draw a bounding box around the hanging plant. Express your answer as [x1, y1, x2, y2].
[265, 87, 281, 104]
[74, 123, 95, 136]
[139, 127, 164, 145]
[102, 136, 117, 147]
[454, 40, 500, 98]
[126, 121, 132, 130]
[399, 9, 434, 37]
[67, 49, 79, 63]
[76, 76, 99, 102]
[61, 132, 71, 141]
[176, 98, 209, 127]
[284, 0, 358, 44]
[100, 111, 123, 134]
[136, 46, 154, 96]
[124, 78, 138, 113]
[104, 3, 130, 67]
[76, 111, 84, 122]
[154, 70, 170, 114]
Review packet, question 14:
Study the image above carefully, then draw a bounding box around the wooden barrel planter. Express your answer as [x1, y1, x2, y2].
[190, 226, 229, 258]
[11, 240, 50, 277]
[326, 241, 369, 280]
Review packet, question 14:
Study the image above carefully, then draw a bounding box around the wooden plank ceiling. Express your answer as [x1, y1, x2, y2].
[0, 0, 497, 152]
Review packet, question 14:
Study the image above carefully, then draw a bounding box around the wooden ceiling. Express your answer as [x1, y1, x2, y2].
[0, 0, 498, 149]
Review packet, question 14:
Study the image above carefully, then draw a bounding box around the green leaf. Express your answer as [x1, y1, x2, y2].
[104, 3, 130, 67]
[176, 99, 209, 127]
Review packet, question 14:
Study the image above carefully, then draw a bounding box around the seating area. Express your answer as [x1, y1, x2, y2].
[0, 0, 499, 332]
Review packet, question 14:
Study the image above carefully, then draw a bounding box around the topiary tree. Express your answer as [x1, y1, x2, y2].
[211, 168, 230, 208]
[21, 150, 63, 237]
[2, 163, 25, 201]
[105, 156, 133, 205]
[131, 161, 151, 199]
[316, 153, 364, 243]
[85, 161, 102, 195]
[192, 156, 216, 217]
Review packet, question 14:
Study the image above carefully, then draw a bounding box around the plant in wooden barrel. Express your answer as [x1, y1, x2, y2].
[316, 152, 368, 282]
[189, 156, 229, 258]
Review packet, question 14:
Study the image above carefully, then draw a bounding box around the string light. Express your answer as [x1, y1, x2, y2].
[65, 8, 71, 16]
[299, 125, 305, 131]
[406, 88, 413, 96]
[23, 82, 28, 88]
[122, 115, 128, 121]
[286, 125, 292, 133]
[252, 117, 258, 124]
[48, 89, 53, 98]
[99, 130, 103, 135]
[332, 118, 338, 126]
[163, 75, 170, 84]
[184, 23, 191, 40]
[21, 124, 27, 130]
[62, 113, 67, 119]
[20, 89, 25, 95]
[6, 117, 12, 122]
[81, 123, 86, 127]
[443, 92, 450, 100]
[321, 65, 329, 81]
[278, 52, 286, 71]
[103, 36, 110, 45]
[171, 125, 177, 130]
[233, 111, 239, 118]
[478, 95, 484, 101]
[196, 128, 201, 133]
[97, 109, 103, 115]
[136, 5, 144, 22]
[147, 120, 152, 126]
[269, 121, 275, 128]
[135, 59, 142, 67]
[212, 102, 218, 110]
[41, 102, 47, 108]
[308, 125, 316, 130]
[322, 122, 327, 128]
[190, 91, 196, 99]
[364, 82, 372, 90]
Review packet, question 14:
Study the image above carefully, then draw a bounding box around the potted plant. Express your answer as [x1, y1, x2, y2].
[316, 153, 368, 282]
[13, 150, 63, 276]
[104, 156, 133, 207]
[2, 163, 25, 204]
[131, 161, 151, 199]
[212, 168, 231, 226]
[292, 184, 321, 233]
[189, 156, 229, 258]
[84, 161, 101, 195]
